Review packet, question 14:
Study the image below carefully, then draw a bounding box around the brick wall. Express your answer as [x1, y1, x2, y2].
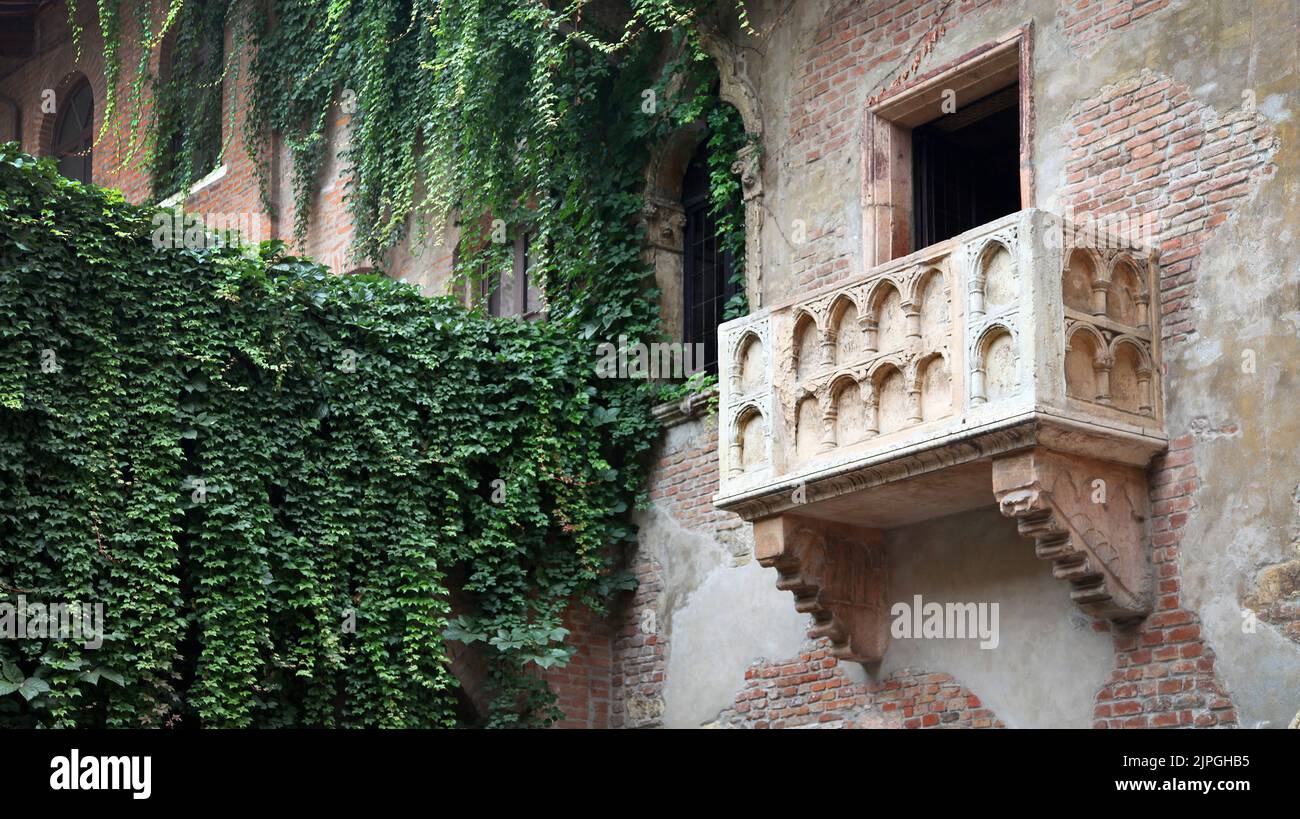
[1092, 434, 1238, 728]
[547, 607, 614, 729]
[2, 3, 269, 218]
[1, 4, 261, 236]
[0, 1, 439, 281]
[716, 641, 1004, 729]
[3, 6, 113, 185]
[611, 414, 744, 728]
[610, 538, 667, 728]
[788, 0, 1004, 292]
[1060, 70, 1279, 727]
[607, 5, 1282, 728]
[1062, 70, 1279, 344]
[1060, 0, 1172, 53]
[646, 420, 747, 549]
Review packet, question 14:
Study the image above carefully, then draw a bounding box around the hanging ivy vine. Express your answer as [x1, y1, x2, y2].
[149, 0, 231, 199]
[75, 0, 751, 324]
[6, 0, 756, 727]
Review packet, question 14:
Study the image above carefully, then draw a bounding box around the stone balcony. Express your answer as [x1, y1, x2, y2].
[714, 209, 1166, 662]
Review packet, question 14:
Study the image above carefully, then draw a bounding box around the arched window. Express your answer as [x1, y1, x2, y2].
[54, 79, 93, 184]
[682, 142, 737, 375]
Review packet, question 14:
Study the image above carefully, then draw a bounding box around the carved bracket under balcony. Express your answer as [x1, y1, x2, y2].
[992, 448, 1153, 621]
[754, 515, 889, 662]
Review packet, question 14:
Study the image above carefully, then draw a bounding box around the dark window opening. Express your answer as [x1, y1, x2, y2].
[682, 143, 736, 376]
[912, 84, 1020, 249]
[517, 231, 544, 320]
[475, 229, 542, 320]
[54, 79, 93, 184]
[154, 0, 225, 198]
[480, 258, 502, 317]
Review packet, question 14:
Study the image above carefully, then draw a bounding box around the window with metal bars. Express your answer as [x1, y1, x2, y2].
[682, 145, 736, 376]
[911, 84, 1020, 249]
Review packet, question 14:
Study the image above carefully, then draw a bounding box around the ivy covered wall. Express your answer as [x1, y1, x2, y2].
[0, 0, 757, 727]
[0, 146, 656, 726]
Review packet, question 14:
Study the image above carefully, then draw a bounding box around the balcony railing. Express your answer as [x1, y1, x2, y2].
[716, 208, 1165, 506]
[713, 209, 1167, 657]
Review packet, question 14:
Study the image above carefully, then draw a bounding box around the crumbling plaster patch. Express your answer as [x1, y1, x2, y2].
[635, 503, 809, 728]
[872, 506, 1115, 728]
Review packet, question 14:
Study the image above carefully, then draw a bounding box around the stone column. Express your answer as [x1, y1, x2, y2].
[1093, 353, 1114, 404]
[732, 144, 764, 310]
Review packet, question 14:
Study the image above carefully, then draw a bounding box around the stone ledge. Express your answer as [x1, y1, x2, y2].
[650, 386, 718, 429]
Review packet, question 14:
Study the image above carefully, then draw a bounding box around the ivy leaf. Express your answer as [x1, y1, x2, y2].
[76, 665, 127, 688]
[17, 677, 50, 701]
[442, 617, 487, 645]
[40, 655, 87, 672]
[1, 662, 21, 685]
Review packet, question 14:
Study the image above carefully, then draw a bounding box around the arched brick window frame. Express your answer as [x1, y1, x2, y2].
[38, 71, 97, 184]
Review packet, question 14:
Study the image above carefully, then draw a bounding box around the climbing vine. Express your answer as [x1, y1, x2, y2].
[149, 0, 231, 199]
[10, 0, 755, 726]
[1, 146, 655, 726]
[73, 0, 751, 322]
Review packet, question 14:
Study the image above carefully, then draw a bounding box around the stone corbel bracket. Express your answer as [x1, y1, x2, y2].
[639, 196, 687, 252]
[754, 515, 888, 662]
[992, 447, 1153, 621]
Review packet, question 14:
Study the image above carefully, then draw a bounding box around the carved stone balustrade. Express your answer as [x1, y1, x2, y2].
[715, 209, 1165, 662]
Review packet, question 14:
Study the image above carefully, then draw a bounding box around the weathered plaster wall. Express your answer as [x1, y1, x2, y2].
[876, 506, 1114, 728]
[1035, 0, 1300, 729]
[624, 420, 1115, 729]
[624, 0, 1299, 728]
[647, 502, 809, 728]
[613, 412, 817, 727]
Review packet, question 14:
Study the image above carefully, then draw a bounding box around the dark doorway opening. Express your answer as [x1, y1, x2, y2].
[912, 84, 1020, 249]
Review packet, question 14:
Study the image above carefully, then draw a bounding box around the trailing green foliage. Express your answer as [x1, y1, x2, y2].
[74, 0, 750, 326]
[22, 0, 755, 725]
[149, 0, 230, 199]
[0, 146, 652, 726]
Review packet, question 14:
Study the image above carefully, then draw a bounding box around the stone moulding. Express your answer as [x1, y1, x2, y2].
[716, 209, 1166, 654]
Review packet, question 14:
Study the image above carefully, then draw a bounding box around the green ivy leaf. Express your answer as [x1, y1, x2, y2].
[17, 677, 50, 701]
[1, 662, 21, 685]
